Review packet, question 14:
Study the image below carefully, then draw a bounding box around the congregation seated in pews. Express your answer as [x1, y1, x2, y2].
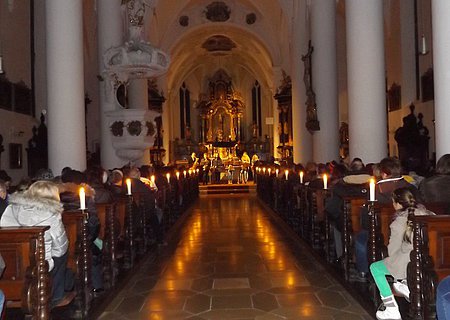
[0, 164, 199, 319]
[255, 154, 450, 320]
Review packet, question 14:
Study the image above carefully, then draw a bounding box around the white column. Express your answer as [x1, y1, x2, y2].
[46, 0, 86, 174]
[291, 0, 313, 164]
[346, 0, 387, 163]
[272, 68, 283, 159]
[311, 0, 339, 163]
[98, 0, 124, 169]
[432, 0, 450, 159]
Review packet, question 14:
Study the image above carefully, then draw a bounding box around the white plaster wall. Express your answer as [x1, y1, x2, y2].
[0, 110, 38, 184]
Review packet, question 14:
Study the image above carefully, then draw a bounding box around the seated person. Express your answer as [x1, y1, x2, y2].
[108, 169, 124, 195]
[437, 276, 450, 320]
[354, 157, 417, 277]
[419, 154, 450, 205]
[1, 181, 70, 306]
[0, 180, 8, 218]
[59, 169, 103, 293]
[369, 188, 434, 320]
[86, 166, 113, 204]
[324, 164, 369, 260]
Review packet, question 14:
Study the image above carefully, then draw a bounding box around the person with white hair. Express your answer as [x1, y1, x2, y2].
[1, 181, 70, 306]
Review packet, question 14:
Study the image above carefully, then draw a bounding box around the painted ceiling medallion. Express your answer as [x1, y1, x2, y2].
[202, 35, 236, 52]
[205, 1, 231, 22]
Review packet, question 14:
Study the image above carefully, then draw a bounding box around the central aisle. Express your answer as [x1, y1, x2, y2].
[100, 194, 372, 320]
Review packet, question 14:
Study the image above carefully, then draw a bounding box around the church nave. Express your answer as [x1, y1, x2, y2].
[98, 194, 372, 320]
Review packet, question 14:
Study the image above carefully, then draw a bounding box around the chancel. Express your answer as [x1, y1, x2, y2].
[0, 0, 450, 319]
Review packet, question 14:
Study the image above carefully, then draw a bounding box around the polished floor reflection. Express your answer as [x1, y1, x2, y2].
[99, 195, 372, 319]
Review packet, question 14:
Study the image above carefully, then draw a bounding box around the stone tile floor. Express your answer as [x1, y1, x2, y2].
[99, 195, 374, 320]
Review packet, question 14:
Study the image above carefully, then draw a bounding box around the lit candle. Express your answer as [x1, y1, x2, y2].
[275, 169, 279, 177]
[126, 178, 132, 195]
[79, 187, 86, 210]
[263, 167, 266, 174]
[369, 178, 376, 201]
[151, 175, 155, 185]
[166, 173, 170, 183]
[183, 170, 187, 178]
[189, 169, 192, 176]
[196, 168, 199, 174]
[176, 171, 180, 180]
[268, 168, 272, 175]
[300, 171, 304, 184]
[323, 174, 328, 189]
[285, 170, 289, 181]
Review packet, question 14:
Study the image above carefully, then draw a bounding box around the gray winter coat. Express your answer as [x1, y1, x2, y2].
[384, 205, 434, 279]
[0, 193, 68, 271]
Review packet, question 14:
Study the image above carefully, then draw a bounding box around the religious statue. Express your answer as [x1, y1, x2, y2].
[394, 103, 430, 172]
[302, 40, 320, 132]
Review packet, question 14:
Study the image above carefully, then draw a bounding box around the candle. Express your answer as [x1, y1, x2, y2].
[285, 170, 289, 180]
[369, 178, 376, 201]
[300, 171, 304, 184]
[150, 175, 155, 185]
[189, 169, 192, 176]
[176, 171, 180, 180]
[183, 170, 187, 178]
[323, 174, 328, 189]
[126, 178, 132, 195]
[263, 167, 266, 174]
[79, 187, 86, 210]
[166, 173, 170, 183]
[196, 168, 200, 174]
[268, 168, 272, 175]
[275, 169, 279, 177]
[421, 34, 427, 55]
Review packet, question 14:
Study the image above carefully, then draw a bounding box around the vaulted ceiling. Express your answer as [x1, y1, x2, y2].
[145, 0, 294, 91]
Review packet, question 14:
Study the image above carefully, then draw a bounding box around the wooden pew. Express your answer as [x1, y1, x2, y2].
[367, 203, 393, 267]
[297, 184, 309, 239]
[133, 192, 155, 254]
[408, 214, 450, 320]
[95, 202, 118, 289]
[0, 226, 50, 320]
[342, 195, 366, 280]
[62, 210, 91, 318]
[308, 188, 333, 260]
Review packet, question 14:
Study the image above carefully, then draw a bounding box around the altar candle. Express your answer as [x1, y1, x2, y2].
[323, 174, 328, 189]
[196, 168, 200, 174]
[189, 169, 192, 176]
[275, 169, 279, 177]
[183, 170, 187, 178]
[166, 173, 170, 183]
[176, 171, 180, 180]
[263, 167, 266, 174]
[369, 178, 376, 201]
[151, 175, 155, 185]
[285, 170, 289, 181]
[79, 187, 86, 210]
[268, 168, 272, 175]
[300, 171, 304, 184]
[126, 178, 132, 195]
